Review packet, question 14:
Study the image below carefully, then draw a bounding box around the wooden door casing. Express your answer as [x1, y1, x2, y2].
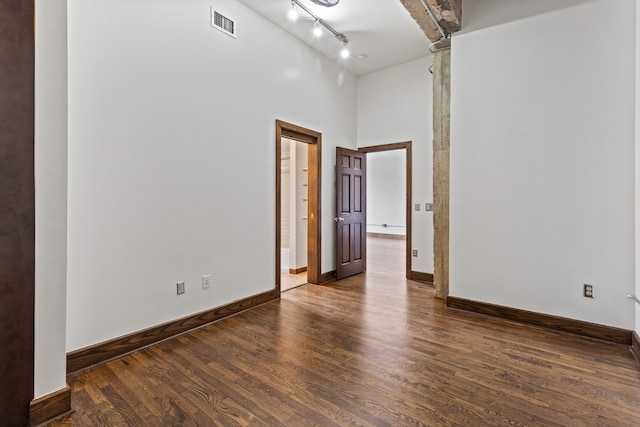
[336, 147, 366, 280]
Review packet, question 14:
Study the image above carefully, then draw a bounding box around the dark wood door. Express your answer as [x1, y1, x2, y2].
[336, 147, 366, 280]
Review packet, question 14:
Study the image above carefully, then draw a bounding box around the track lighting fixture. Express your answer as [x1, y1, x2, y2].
[288, 1, 298, 21]
[310, 0, 339, 6]
[287, 0, 349, 59]
[313, 20, 323, 38]
[340, 43, 350, 59]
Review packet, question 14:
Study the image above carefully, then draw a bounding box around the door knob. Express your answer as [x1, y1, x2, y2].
[334, 217, 345, 222]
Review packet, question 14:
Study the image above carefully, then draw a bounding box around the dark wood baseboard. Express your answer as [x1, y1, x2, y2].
[319, 270, 336, 284]
[410, 271, 434, 284]
[289, 266, 307, 274]
[67, 289, 279, 373]
[632, 332, 640, 365]
[29, 386, 72, 426]
[447, 296, 632, 345]
[367, 232, 406, 240]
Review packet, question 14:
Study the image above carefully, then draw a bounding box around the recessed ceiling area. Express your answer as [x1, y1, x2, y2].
[236, 0, 433, 76]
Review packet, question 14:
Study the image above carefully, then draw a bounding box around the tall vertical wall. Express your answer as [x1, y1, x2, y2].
[66, 0, 357, 351]
[357, 57, 434, 274]
[635, 0, 640, 335]
[450, 0, 636, 328]
[367, 150, 407, 236]
[35, 0, 69, 399]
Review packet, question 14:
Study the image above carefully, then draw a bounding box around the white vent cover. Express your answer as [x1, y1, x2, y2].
[211, 8, 236, 38]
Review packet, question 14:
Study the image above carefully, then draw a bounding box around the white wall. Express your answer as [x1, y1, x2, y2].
[636, 0, 640, 335]
[66, 0, 356, 351]
[367, 150, 406, 235]
[34, 0, 68, 398]
[451, 0, 636, 329]
[357, 57, 434, 273]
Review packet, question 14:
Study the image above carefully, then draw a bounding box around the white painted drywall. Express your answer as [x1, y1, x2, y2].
[367, 150, 406, 236]
[34, 0, 68, 399]
[636, 0, 640, 335]
[66, 0, 356, 350]
[451, 0, 636, 329]
[357, 57, 434, 273]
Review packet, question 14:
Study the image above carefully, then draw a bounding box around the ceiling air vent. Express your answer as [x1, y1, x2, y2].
[211, 8, 236, 38]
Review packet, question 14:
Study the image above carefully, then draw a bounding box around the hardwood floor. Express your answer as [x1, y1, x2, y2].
[49, 237, 640, 426]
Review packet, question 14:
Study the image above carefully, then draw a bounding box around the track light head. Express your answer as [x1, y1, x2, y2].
[340, 43, 350, 59]
[313, 20, 323, 38]
[288, 1, 298, 21]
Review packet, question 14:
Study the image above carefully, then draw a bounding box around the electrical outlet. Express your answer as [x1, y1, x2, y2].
[202, 275, 211, 289]
[413, 249, 418, 257]
[583, 284, 594, 298]
[425, 203, 434, 212]
[415, 203, 421, 211]
[177, 281, 185, 295]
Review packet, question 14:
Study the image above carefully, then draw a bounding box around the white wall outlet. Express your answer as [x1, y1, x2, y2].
[177, 281, 185, 295]
[583, 284, 594, 298]
[202, 275, 211, 289]
[425, 203, 434, 212]
[413, 249, 418, 257]
[415, 203, 421, 211]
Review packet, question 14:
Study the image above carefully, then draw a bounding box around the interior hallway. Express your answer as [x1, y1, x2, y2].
[49, 237, 640, 426]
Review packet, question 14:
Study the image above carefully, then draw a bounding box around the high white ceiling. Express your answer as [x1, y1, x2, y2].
[236, 0, 433, 76]
[236, 0, 605, 76]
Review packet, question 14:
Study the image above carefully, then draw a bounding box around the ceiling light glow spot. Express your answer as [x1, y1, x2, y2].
[288, 2, 298, 21]
[313, 20, 323, 38]
[340, 44, 350, 59]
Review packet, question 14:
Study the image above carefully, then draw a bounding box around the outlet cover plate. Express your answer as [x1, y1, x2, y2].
[177, 281, 185, 295]
[202, 275, 211, 289]
[583, 284, 594, 298]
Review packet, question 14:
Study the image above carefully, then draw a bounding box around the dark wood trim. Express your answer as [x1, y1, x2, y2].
[319, 270, 337, 284]
[632, 331, 640, 365]
[276, 120, 322, 288]
[29, 386, 72, 427]
[359, 142, 412, 281]
[447, 296, 632, 345]
[67, 289, 279, 373]
[410, 271, 434, 284]
[358, 142, 410, 153]
[289, 266, 307, 274]
[367, 232, 406, 240]
[0, 0, 35, 424]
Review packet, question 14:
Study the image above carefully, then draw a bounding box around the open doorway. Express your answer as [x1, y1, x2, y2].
[275, 120, 322, 293]
[280, 138, 309, 291]
[359, 142, 412, 279]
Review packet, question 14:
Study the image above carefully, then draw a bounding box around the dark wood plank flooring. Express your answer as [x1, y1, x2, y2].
[50, 237, 640, 426]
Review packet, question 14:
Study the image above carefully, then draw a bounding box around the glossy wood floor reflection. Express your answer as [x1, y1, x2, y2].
[50, 237, 640, 426]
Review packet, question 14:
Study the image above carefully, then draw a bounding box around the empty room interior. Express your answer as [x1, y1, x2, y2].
[3, 0, 640, 425]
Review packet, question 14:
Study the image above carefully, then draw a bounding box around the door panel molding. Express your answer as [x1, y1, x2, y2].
[336, 147, 367, 280]
[359, 142, 412, 280]
[276, 120, 322, 288]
